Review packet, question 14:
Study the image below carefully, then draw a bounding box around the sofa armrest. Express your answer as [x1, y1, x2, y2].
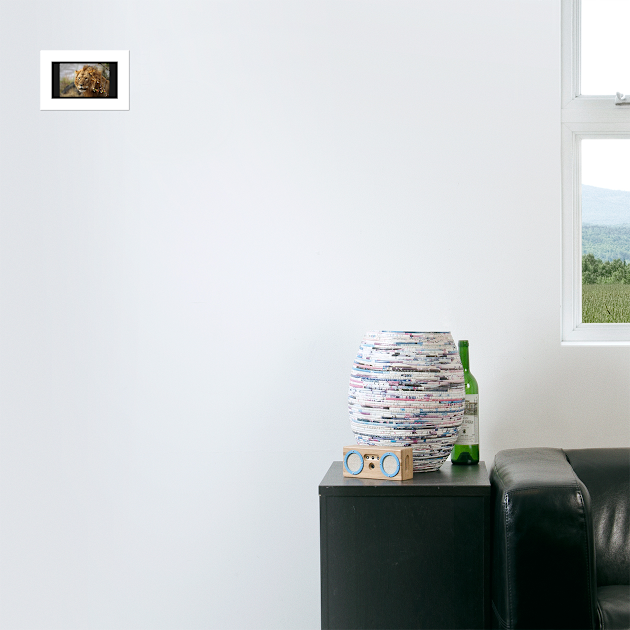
[491, 448, 598, 630]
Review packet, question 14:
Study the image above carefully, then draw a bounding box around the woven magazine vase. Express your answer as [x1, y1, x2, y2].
[348, 331, 465, 473]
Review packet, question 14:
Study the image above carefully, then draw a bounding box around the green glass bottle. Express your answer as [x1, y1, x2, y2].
[451, 340, 479, 465]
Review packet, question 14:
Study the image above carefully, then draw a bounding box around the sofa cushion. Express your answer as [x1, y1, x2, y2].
[564, 449, 630, 587]
[597, 585, 630, 630]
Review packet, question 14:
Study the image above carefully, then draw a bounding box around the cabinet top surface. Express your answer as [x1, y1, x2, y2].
[319, 461, 490, 497]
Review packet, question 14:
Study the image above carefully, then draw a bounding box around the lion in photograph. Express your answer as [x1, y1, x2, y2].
[74, 65, 109, 97]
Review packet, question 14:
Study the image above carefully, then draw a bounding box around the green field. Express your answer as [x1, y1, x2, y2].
[582, 284, 630, 323]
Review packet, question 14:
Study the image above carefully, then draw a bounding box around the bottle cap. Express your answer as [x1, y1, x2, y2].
[458, 339, 469, 346]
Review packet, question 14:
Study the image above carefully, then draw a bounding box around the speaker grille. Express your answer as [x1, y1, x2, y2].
[345, 452, 363, 474]
[381, 453, 400, 476]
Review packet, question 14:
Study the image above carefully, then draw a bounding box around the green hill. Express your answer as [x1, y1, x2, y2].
[582, 223, 630, 262]
[581, 185, 630, 261]
[582, 185, 630, 225]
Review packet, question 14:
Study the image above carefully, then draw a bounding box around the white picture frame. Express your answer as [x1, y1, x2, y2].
[40, 50, 129, 111]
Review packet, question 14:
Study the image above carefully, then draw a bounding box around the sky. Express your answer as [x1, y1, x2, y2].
[581, 0, 630, 96]
[582, 139, 630, 193]
[581, 0, 630, 191]
[580, 1, 630, 193]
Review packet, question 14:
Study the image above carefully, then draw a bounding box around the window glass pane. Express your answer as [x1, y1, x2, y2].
[581, 0, 630, 96]
[582, 139, 630, 322]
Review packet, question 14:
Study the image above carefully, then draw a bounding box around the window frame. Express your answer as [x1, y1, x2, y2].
[561, 0, 630, 345]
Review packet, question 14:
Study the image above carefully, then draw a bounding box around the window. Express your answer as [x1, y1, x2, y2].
[561, 0, 630, 344]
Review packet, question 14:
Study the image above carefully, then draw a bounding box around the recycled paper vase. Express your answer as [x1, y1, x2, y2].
[348, 331, 465, 473]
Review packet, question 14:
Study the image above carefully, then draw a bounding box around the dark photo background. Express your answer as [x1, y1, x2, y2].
[51, 62, 118, 98]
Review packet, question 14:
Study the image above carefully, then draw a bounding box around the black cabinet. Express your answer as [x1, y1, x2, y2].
[319, 461, 490, 629]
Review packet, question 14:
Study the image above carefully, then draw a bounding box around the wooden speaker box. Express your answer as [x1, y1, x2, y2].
[342, 445, 413, 480]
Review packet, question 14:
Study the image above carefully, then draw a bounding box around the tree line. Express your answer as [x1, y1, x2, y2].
[583, 253, 630, 284]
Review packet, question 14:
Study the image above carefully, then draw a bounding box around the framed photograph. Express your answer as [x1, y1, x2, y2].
[40, 50, 129, 110]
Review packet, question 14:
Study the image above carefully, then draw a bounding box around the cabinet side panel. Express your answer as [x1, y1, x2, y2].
[320, 495, 328, 630]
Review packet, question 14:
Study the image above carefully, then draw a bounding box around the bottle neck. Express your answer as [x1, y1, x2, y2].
[459, 344, 470, 371]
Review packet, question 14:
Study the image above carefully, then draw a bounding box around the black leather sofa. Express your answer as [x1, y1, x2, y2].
[490, 448, 629, 629]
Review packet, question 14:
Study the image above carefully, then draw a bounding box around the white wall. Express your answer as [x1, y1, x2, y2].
[0, 1, 628, 628]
